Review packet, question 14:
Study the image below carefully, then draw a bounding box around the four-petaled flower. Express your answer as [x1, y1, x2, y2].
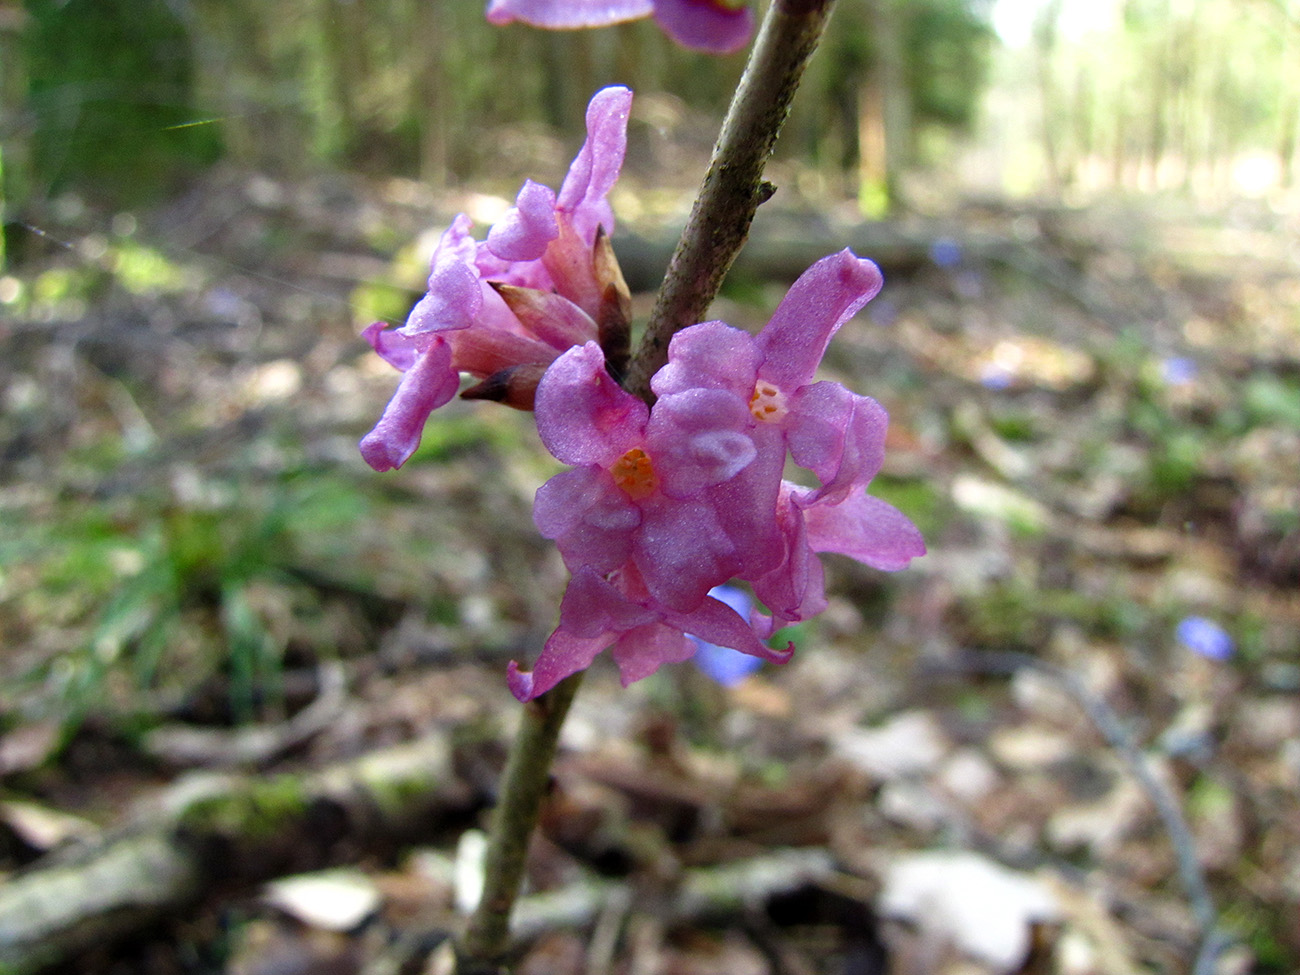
[485, 0, 753, 54]
[532, 341, 760, 613]
[360, 86, 633, 471]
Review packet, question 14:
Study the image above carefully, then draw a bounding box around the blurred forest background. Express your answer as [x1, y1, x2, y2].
[1, 1, 1299, 974]
[3, 0, 1299, 213]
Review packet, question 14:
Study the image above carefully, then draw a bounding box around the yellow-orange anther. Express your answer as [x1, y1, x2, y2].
[749, 379, 789, 422]
[611, 447, 658, 499]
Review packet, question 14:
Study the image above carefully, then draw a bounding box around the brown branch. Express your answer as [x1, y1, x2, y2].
[624, 0, 838, 401]
[454, 671, 584, 975]
[0, 736, 469, 974]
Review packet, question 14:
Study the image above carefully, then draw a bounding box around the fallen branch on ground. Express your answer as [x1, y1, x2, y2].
[0, 735, 472, 974]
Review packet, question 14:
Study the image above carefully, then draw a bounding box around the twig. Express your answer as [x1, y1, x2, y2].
[142, 662, 347, 768]
[455, 671, 584, 975]
[939, 650, 1231, 973]
[623, 0, 838, 400]
[0, 736, 466, 974]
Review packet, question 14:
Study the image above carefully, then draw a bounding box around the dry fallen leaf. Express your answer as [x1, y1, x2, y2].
[263, 868, 383, 932]
[879, 850, 1060, 973]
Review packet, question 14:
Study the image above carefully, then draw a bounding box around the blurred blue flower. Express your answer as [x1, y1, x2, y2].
[929, 237, 962, 268]
[979, 362, 1015, 390]
[1176, 616, 1234, 661]
[689, 585, 764, 687]
[1160, 357, 1198, 386]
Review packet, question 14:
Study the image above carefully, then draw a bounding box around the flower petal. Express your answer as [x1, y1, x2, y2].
[359, 337, 459, 471]
[750, 483, 827, 623]
[508, 630, 607, 701]
[556, 86, 633, 242]
[487, 0, 653, 28]
[755, 249, 884, 391]
[362, 320, 420, 372]
[652, 0, 753, 54]
[647, 388, 756, 498]
[487, 179, 560, 262]
[534, 467, 639, 574]
[702, 423, 786, 578]
[653, 320, 759, 398]
[611, 622, 695, 685]
[507, 564, 657, 700]
[786, 382, 888, 504]
[536, 342, 648, 466]
[430, 213, 480, 280]
[661, 591, 794, 664]
[689, 586, 764, 687]
[559, 565, 658, 637]
[633, 495, 739, 612]
[800, 488, 927, 571]
[395, 217, 485, 336]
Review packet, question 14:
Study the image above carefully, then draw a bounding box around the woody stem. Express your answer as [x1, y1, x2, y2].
[625, 0, 839, 401]
[454, 670, 584, 975]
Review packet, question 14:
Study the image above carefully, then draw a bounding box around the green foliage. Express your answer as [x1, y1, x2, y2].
[1221, 900, 1296, 971]
[178, 774, 310, 838]
[903, 0, 994, 134]
[407, 409, 531, 466]
[1032, 0, 1299, 194]
[1242, 374, 1300, 429]
[870, 476, 947, 539]
[8, 470, 381, 728]
[1146, 427, 1205, 496]
[22, 0, 222, 204]
[10, 0, 995, 207]
[804, 0, 993, 185]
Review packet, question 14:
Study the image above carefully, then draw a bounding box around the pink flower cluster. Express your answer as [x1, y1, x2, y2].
[485, 0, 753, 54]
[360, 87, 924, 702]
[510, 249, 925, 700]
[359, 86, 634, 471]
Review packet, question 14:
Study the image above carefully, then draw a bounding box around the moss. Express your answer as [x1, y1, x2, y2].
[178, 776, 310, 840]
[344, 738, 450, 819]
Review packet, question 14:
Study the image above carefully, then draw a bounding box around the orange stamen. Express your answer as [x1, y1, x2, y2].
[611, 447, 658, 499]
[749, 380, 788, 422]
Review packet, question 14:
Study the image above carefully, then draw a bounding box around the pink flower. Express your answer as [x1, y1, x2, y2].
[485, 0, 753, 54]
[653, 249, 890, 507]
[360, 87, 633, 471]
[689, 585, 766, 687]
[532, 341, 760, 613]
[748, 479, 925, 632]
[654, 250, 925, 624]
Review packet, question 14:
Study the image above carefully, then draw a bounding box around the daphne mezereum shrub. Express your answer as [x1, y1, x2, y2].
[360, 85, 924, 702]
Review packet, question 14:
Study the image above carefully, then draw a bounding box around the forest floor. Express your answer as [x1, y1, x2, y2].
[1, 166, 1298, 975]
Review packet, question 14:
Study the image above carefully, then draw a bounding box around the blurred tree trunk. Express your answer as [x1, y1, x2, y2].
[1142, 0, 1170, 190]
[857, 0, 909, 212]
[317, 0, 367, 158]
[1278, 23, 1298, 188]
[1033, 0, 1066, 195]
